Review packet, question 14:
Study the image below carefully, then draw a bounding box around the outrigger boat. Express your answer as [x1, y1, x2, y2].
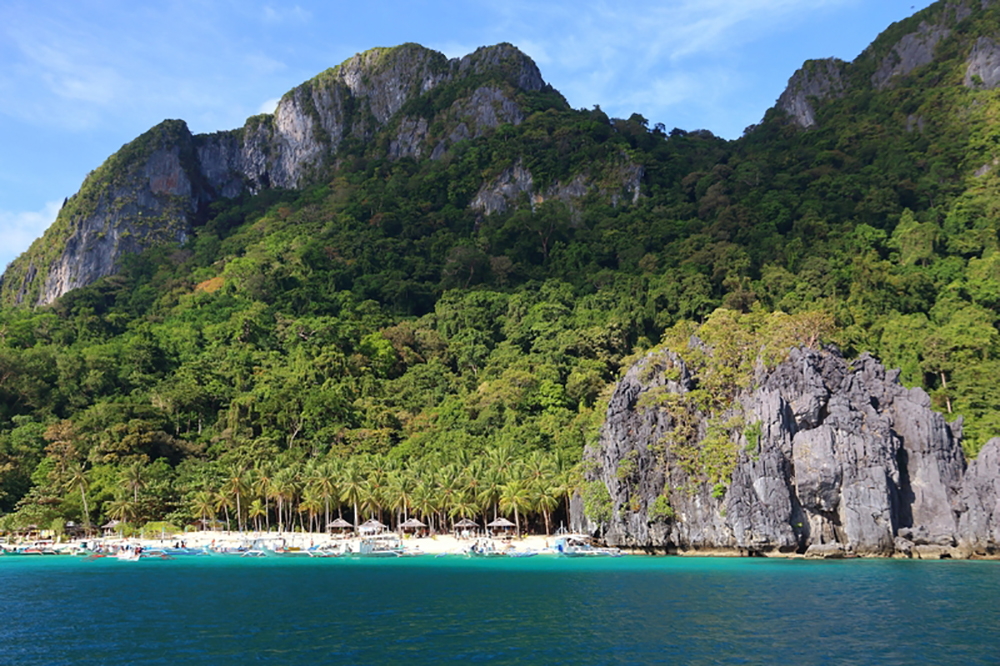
[466, 539, 506, 558]
[357, 534, 407, 557]
[554, 534, 623, 558]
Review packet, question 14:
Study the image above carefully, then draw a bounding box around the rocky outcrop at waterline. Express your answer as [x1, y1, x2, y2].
[574, 345, 1000, 559]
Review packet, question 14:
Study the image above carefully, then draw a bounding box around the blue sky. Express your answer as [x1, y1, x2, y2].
[0, 0, 935, 270]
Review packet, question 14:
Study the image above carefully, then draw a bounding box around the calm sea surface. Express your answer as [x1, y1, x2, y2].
[0, 555, 997, 665]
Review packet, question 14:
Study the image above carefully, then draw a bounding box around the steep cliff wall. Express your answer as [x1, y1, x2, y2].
[776, 59, 847, 129]
[580, 345, 999, 558]
[2, 120, 203, 306]
[1, 43, 551, 307]
[772, 0, 984, 129]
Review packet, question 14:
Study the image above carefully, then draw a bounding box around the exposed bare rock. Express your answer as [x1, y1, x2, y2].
[389, 117, 430, 160]
[471, 157, 643, 216]
[579, 345, 993, 558]
[957, 438, 1000, 556]
[965, 36, 1000, 88]
[470, 161, 535, 215]
[872, 21, 951, 90]
[776, 58, 847, 129]
[906, 114, 926, 133]
[431, 86, 528, 160]
[5, 121, 201, 307]
[2, 43, 549, 306]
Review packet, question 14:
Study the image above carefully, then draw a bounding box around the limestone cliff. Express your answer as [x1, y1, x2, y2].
[1, 43, 551, 307]
[775, 59, 847, 129]
[1, 120, 204, 307]
[578, 345, 999, 559]
[772, 0, 984, 129]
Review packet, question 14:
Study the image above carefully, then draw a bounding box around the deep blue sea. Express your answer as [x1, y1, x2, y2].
[0, 555, 997, 665]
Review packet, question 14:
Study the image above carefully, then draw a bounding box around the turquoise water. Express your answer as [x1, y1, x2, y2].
[1, 555, 998, 665]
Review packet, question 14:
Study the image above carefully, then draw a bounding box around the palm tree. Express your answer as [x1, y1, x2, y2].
[223, 464, 248, 532]
[477, 467, 505, 524]
[122, 461, 145, 507]
[63, 461, 91, 532]
[253, 463, 275, 532]
[300, 487, 324, 533]
[499, 478, 533, 538]
[191, 490, 216, 530]
[272, 468, 298, 533]
[411, 482, 437, 533]
[387, 470, 416, 526]
[106, 496, 135, 525]
[340, 459, 367, 530]
[448, 491, 478, 527]
[533, 481, 562, 537]
[308, 461, 339, 530]
[435, 466, 463, 530]
[248, 499, 266, 532]
[215, 491, 233, 532]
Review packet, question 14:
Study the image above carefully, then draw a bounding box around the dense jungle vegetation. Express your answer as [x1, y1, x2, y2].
[2, 1, 1000, 536]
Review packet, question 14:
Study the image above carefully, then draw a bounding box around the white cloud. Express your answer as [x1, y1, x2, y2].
[0, 201, 62, 270]
[429, 41, 478, 60]
[258, 97, 280, 114]
[485, 0, 856, 131]
[246, 53, 287, 75]
[262, 4, 311, 23]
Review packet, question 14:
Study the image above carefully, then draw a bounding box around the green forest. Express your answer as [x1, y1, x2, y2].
[2, 0, 1000, 537]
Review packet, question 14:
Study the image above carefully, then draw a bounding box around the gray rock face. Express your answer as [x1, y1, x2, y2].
[872, 21, 951, 90]
[4, 43, 549, 306]
[965, 36, 1000, 88]
[470, 157, 643, 217]
[38, 146, 195, 305]
[6, 121, 202, 306]
[776, 58, 847, 129]
[958, 438, 1000, 554]
[581, 346, 998, 557]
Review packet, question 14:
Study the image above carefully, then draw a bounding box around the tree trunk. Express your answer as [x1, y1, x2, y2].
[941, 372, 953, 414]
[79, 484, 91, 531]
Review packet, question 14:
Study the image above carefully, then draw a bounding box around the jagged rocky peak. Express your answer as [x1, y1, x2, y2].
[776, 58, 847, 129]
[866, 0, 988, 90]
[2, 120, 203, 307]
[577, 344, 999, 559]
[1, 43, 550, 307]
[871, 20, 952, 89]
[197, 42, 547, 193]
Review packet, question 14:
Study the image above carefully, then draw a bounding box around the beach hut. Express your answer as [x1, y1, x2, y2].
[101, 520, 121, 538]
[327, 518, 353, 536]
[453, 518, 479, 539]
[486, 517, 516, 537]
[399, 518, 426, 537]
[359, 519, 387, 535]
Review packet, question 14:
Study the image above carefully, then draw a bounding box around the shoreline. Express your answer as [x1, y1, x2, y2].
[6, 530, 999, 560]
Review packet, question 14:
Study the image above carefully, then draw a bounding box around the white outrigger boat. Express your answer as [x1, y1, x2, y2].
[356, 533, 407, 557]
[554, 534, 623, 558]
